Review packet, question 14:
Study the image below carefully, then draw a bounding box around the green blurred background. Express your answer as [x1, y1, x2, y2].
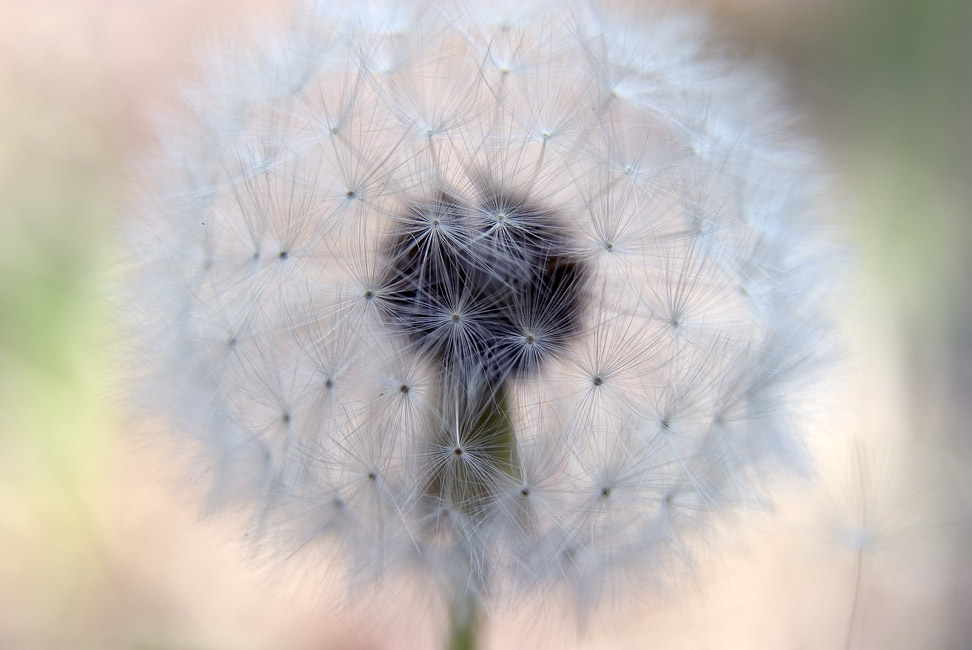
[0, 0, 969, 648]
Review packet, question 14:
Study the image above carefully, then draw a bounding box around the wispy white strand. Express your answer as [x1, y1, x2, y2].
[123, 0, 838, 617]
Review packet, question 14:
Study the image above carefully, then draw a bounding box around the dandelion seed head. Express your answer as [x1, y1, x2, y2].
[124, 0, 838, 617]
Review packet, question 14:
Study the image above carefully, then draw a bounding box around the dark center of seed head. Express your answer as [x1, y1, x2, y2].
[381, 185, 587, 382]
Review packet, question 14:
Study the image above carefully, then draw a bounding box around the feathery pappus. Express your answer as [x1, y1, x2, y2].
[121, 0, 838, 627]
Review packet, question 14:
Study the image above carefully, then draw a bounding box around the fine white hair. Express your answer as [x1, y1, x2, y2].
[122, 0, 838, 615]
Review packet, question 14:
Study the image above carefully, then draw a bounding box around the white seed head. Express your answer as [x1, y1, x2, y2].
[124, 0, 837, 614]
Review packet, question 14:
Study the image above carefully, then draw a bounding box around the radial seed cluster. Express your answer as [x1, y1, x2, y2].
[127, 0, 832, 609]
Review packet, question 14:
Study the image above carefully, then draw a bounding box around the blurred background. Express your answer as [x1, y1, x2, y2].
[0, 0, 969, 648]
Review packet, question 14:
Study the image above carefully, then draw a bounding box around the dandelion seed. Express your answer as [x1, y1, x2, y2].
[123, 0, 838, 645]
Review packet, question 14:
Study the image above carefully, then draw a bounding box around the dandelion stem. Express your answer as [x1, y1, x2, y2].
[432, 375, 517, 650]
[447, 587, 480, 650]
[428, 378, 521, 516]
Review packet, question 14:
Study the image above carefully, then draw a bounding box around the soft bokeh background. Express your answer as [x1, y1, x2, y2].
[1, 1, 969, 648]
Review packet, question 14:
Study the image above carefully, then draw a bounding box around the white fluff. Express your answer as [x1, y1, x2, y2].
[123, 0, 837, 614]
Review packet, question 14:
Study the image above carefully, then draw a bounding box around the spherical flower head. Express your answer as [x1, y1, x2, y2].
[124, 0, 836, 619]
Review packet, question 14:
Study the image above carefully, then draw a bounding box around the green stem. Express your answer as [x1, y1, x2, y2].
[430, 374, 519, 650]
[428, 379, 521, 517]
[447, 587, 479, 650]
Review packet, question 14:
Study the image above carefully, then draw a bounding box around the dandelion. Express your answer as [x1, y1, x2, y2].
[123, 0, 836, 646]
[799, 439, 953, 649]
